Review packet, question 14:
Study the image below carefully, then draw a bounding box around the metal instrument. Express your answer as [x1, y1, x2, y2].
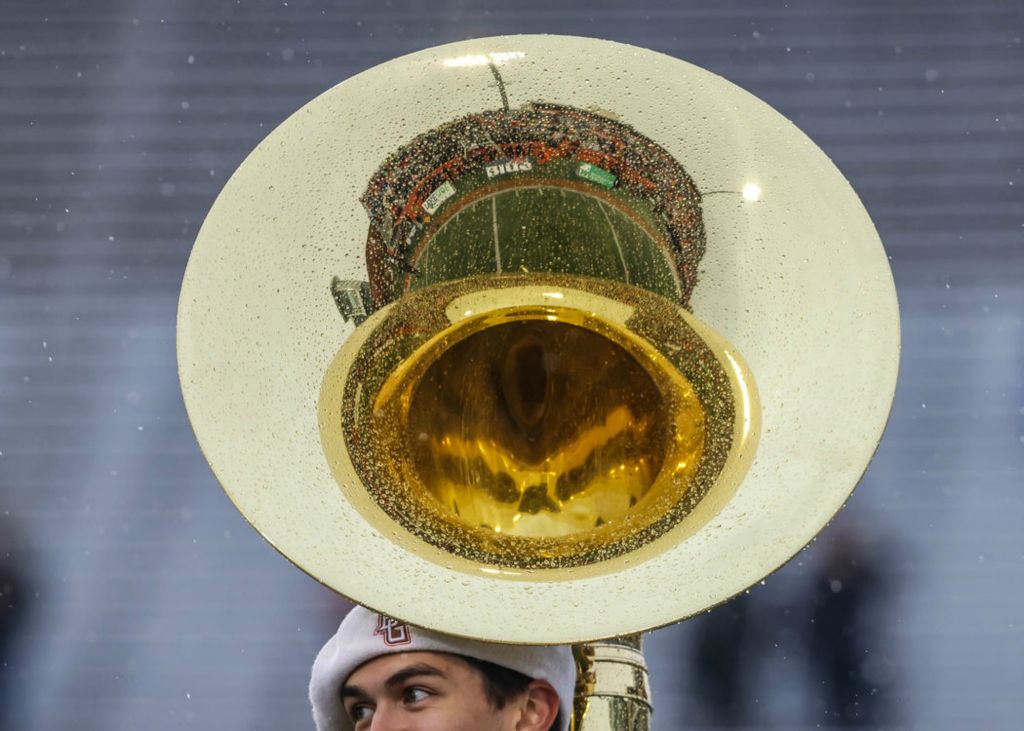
[178, 35, 900, 729]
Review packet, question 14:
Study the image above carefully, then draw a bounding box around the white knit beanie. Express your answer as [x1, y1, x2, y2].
[309, 606, 575, 731]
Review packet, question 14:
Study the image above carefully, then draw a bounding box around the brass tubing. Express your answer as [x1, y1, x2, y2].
[573, 635, 652, 731]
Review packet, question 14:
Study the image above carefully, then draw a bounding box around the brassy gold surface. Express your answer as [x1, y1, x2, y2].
[392, 316, 705, 538]
[321, 274, 753, 572]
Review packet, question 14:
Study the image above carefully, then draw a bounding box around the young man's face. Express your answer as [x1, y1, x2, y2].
[340, 651, 555, 731]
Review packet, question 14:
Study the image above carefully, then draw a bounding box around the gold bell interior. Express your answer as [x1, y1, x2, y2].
[319, 274, 760, 578]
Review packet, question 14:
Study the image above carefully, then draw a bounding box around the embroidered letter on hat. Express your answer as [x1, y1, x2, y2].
[374, 615, 413, 646]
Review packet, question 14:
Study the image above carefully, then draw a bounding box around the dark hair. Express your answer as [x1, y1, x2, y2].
[460, 655, 562, 730]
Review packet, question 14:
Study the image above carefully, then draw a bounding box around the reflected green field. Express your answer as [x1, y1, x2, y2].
[410, 184, 680, 301]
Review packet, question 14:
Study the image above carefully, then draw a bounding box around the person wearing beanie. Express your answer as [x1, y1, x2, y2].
[310, 606, 576, 731]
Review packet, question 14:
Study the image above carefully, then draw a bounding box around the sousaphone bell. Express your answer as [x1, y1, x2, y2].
[177, 35, 900, 730]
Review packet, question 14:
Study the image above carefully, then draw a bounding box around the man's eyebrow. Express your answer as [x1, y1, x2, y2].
[384, 663, 448, 689]
[339, 683, 368, 700]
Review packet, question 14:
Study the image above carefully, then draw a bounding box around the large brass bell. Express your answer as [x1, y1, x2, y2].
[178, 35, 900, 730]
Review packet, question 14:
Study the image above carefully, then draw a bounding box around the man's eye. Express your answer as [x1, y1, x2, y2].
[349, 704, 374, 722]
[403, 687, 432, 704]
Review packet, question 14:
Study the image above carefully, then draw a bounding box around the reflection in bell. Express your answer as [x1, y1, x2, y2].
[310, 93, 763, 574]
[405, 317, 704, 538]
[339, 104, 754, 718]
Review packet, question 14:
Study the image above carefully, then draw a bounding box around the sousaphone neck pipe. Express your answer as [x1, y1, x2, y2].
[573, 635, 652, 731]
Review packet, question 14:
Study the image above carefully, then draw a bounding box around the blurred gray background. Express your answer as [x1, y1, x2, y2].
[1, 1, 1021, 729]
